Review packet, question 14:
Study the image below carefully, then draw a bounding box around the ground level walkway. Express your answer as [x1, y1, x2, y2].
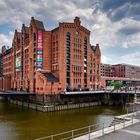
[96, 122, 140, 140]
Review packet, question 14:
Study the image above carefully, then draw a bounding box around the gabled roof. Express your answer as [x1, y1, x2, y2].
[34, 19, 45, 30]
[17, 32, 21, 39]
[90, 45, 97, 52]
[22, 24, 29, 34]
[25, 26, 29, 34]
[4, 47, 12, 55]
[52, 27, 59, 32]
[41, 72, 59, 82]
[90, 44, 101, 57]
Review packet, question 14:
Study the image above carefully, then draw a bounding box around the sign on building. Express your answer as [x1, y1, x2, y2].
[16, 57, 21, 71]
[37, 31, 43, 68]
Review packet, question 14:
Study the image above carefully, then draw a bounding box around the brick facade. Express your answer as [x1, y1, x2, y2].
[1, 46, 12, 90]
[100, 63, 140, 88]
[101, 63, 140, 79]
[0, 54, 2, 77]
[1, 17, 101, 94]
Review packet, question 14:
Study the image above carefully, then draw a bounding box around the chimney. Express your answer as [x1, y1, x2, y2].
[2, 46, 6, 54]
[74, 16, 81, 27]
[96, 44, 99, 47]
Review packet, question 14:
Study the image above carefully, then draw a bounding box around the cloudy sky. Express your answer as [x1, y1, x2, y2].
[0, 0, 140, 65]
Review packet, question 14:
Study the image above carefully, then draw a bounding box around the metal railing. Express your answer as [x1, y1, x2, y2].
[35, 112, 140, 140]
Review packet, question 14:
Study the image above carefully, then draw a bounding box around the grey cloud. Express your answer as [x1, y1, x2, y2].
[100, 0, 140, 21]
[119, 26, 140, 35]
[0, 0, 140, 66]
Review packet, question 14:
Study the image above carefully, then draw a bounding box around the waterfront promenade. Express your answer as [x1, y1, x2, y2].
[35, 111, 140, 140]
[96, 121, 140, 140]
[73, 112, 140, 140]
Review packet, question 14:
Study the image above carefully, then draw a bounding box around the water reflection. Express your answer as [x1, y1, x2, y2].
[0, 101, 126, 140]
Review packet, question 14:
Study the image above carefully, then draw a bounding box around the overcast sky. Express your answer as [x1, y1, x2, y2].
[0, 0, 140, 65]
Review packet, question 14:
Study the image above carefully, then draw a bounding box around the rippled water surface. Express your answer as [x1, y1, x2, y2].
[0, 101, 126, 140]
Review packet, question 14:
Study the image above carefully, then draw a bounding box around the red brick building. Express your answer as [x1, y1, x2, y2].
[90, 45, 101, 90]
[112, 64, 140, 79]
[101, 63, 111, 77]
[0, 53, 2, 77]
[1, 46, 12, 90]
[101, 63, 140, 79]
[11, 25, 30, 91]
[2, 17, 101, 94]
[100, 63, 140, 88]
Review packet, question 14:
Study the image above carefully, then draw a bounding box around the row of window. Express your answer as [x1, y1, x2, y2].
[84, 37, 87, 86]
[3, 56, 11, 61]
[3, 62, 11, 68]
[52, 64, 58, 71]
[53, 34, 58, 41]
[73, 54, 82, 60]
[3, 68, 11, 74]
[73, 48, 82, 53]
[73, 72, 82, 77]
[73, 79, 81, 84]
[66, 32, 71, 86]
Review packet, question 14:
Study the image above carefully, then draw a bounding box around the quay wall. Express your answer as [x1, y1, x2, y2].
[9, 99, 101, 112]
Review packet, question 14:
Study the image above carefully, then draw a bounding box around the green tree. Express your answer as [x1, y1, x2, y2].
[109, 81, 122, 89]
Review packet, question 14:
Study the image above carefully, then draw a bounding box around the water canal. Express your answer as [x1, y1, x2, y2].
[0, 101, 126, 140]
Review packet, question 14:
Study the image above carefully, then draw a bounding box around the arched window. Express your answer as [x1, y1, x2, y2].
[66, 32, 71, 88]
[84, 37, 87, 87]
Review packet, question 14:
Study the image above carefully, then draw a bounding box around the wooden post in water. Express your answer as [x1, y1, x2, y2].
[22, 96, 23, 108]
[16, 96, 18, 107]
[43, 94, 45, 106]
[28, 95, 30, 109]
[35, 94, 37, 111]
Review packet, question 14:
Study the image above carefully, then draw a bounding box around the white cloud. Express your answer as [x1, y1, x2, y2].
[121, 52, 140, 66]
[0, 31, 14, 50]
[101, 55, 108, 63]
[0, 0, 140, 65]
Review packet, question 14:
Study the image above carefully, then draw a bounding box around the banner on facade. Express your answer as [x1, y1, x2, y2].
[37, 31, 43, 68]
[16, 57, 21, 71]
